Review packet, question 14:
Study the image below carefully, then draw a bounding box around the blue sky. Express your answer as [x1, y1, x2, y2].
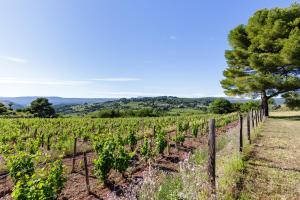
[0, 0, 297, 98]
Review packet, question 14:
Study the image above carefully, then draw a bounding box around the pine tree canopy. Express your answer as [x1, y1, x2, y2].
[221, 3, 300, 106]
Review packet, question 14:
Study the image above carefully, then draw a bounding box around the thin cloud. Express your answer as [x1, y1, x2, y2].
[0, 78, 90, 86]
[0, 56, 27, 64]
[92, 78, 141, 82]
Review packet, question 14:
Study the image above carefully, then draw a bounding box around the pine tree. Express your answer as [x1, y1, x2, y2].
[221, 4, 300, 116]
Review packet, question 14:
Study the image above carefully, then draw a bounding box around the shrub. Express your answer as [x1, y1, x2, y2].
[209, 98, 233, 114]
[8, 153, 65, 200]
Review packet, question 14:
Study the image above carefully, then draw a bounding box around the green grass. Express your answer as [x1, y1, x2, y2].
[219, 155, 246, 200]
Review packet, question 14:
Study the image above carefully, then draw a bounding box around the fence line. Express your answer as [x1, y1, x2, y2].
[207, 108, 265, 198]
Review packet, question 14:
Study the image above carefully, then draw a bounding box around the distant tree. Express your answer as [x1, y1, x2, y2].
[221, 4, 300, 117]
[29, 98, 56, 118]
[231, 102, 243, 112]
[8, 102, 14, 111]
[209, 98, 233, 114]
[0, 103, 8, 114]
[239, 100, 260, 112]
[282, 91, 300, 110]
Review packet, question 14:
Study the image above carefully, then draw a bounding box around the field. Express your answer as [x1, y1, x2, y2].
[240, 111, 300, 199]
[0, 113, 239, 199]
[1, 110, 298, 199]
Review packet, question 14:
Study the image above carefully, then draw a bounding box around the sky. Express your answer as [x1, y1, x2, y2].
[0, 0, 297, 98]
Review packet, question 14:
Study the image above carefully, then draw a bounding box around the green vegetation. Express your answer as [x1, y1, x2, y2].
[0, 102, 8, 114]
[221, 3, 300, 117]
[93, 135, 133, 183]
[209, 98, 233, 114]
[234, 100, 261, 112]
[29, 97, 56, 118]
[89, 108, 164, 118]
[1, 3, 299, 200]
[282, 91, 300, 110]
[7, 152, 65, 200]
[0, 112, 239, 199]
[55, 96, 217, 117]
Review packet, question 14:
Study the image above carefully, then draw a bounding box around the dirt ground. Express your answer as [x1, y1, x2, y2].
[240, 112, 300, 200]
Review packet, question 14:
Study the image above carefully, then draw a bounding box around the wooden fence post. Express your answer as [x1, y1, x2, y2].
[255, 110, 258, 126]
[47, 135, 51, 151]
[71, 137, 77, 173]
[150, 125, 156, 150]
[41, 134, 44, 147]
[167, 133, 170, 155]
[239, 115, 243, 152]
[251, 109, 254, 128]
[208, 119, 216, 194]
[83, 152, 91, 195]
[247, 113, 251, 144]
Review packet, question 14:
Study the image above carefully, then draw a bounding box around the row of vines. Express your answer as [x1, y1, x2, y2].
[0, 113, 239, 199]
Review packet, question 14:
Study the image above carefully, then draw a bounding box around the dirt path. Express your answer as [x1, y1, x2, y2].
[240, 112, 300, 200]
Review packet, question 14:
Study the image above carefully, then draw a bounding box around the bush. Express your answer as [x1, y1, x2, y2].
[8, 153, 65, 200]
[29, 98, 56, 118]
[0, 103, 8, 114]
[90, 108, 164, 118]
[239, 100, 260, 112]
[282, 92, 300, 110]
[209, 98, 233, 114]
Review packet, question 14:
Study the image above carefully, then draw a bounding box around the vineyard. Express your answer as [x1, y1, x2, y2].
[0, 113, 242, 199]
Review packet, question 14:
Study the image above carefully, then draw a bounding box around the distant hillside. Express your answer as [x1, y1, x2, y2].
[56, 96, 285, 116]
[0, 97, 115, 109]
[0, 96, 284, 116]
[56, 96, 217, 115]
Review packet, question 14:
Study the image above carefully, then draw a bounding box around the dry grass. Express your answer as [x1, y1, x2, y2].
[240, 111, 300, 200]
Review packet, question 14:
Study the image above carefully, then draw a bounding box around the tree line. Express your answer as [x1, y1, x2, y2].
[0, 97, 56, 118]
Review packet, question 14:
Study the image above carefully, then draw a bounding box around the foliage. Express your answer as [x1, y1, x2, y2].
[173, 129, 185, 145]
[7, 152, 35, 184]
[239, 100, 260, 112]
[141, 137, 151, 158]
[221, 4, 300, 116]
[155, 130, 167, 154]
[282, 91, 300, 110]
[7, 152, 65, 200]
[93, 135, 133, 182]
[113, 142, 132, 175]
[209, 98, 233, 114]
[93, 137, 115, 181]
[191, 123, 200, 138]
[0, 102, 8, 114]
[29, 98, 56, 118]
[0, 112, 239, 188]
[57, 96, 217, 117]
[126, 131, 138, 151]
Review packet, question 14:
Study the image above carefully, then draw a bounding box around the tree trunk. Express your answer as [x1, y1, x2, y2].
[261, 91, 269, 117]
